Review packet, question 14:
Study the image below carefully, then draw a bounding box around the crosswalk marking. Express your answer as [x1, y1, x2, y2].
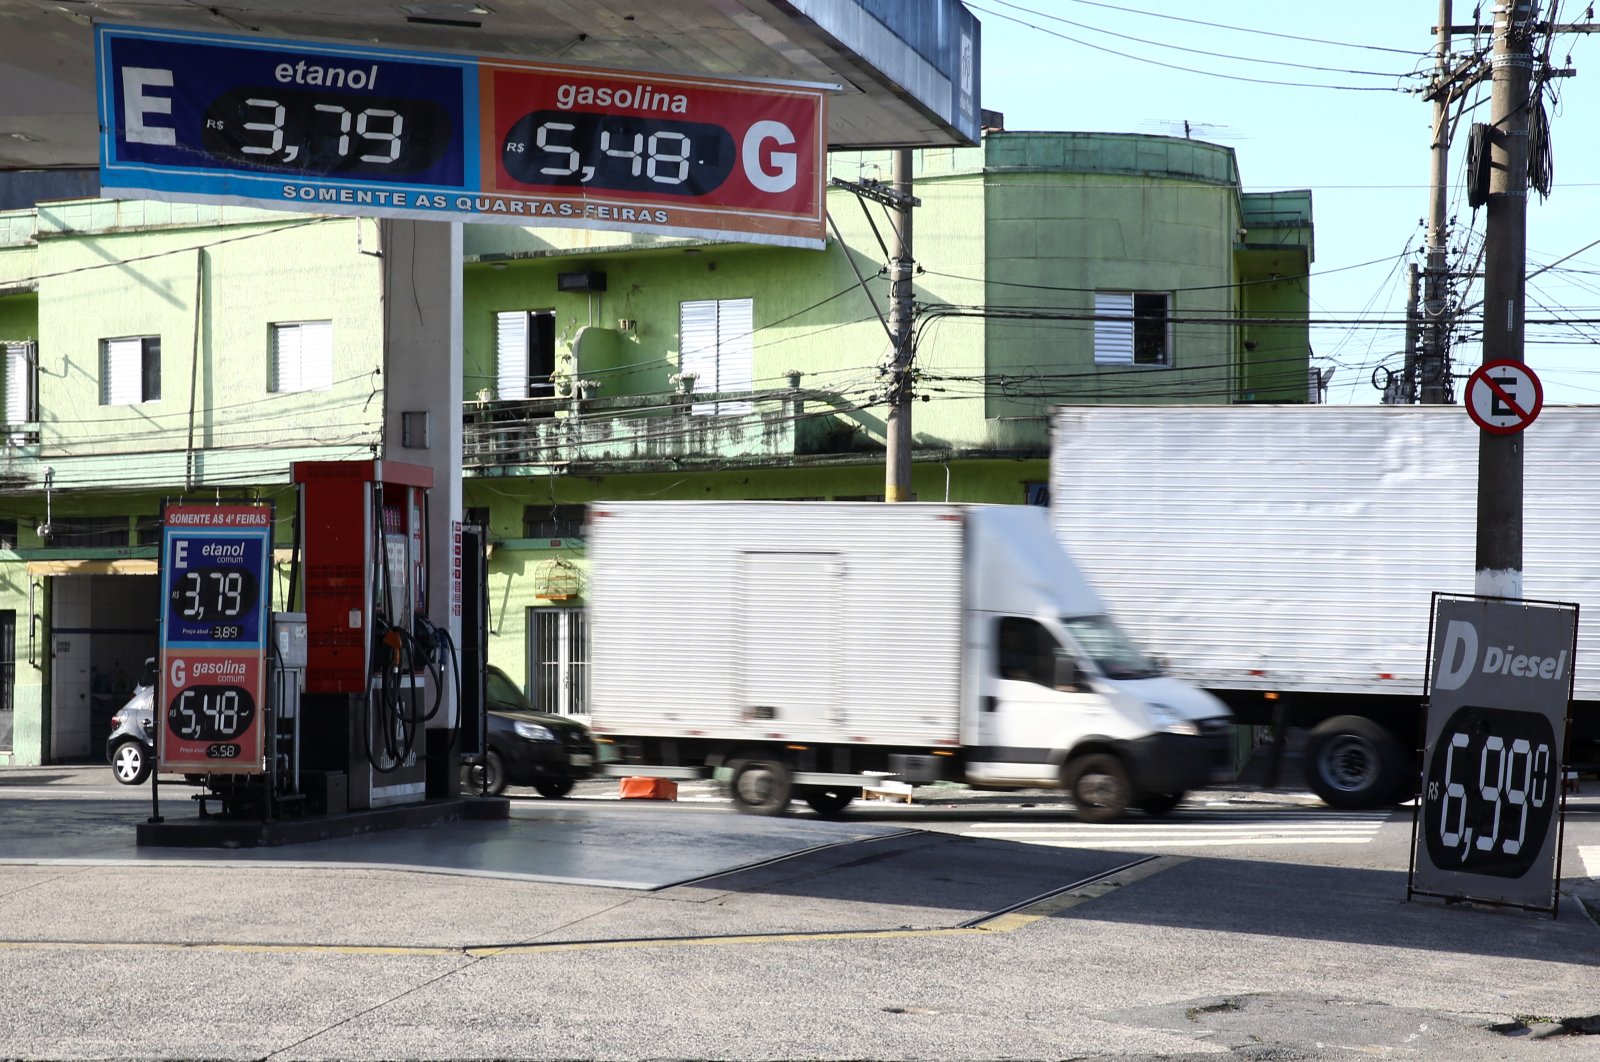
[961, 811, 1391, 850]
[1580, 846, 1599, 879]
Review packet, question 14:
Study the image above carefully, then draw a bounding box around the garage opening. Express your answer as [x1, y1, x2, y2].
[49, 574, 159, 761]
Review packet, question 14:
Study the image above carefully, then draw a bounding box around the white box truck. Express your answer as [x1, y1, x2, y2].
[585, 501, 1232, 822]
[1048, 404, 1600, 809]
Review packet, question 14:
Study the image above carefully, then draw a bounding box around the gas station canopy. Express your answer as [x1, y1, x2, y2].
[0, 0, 980, 172]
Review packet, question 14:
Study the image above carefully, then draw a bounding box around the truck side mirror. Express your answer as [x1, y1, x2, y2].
[1054, 653, 1086, 692]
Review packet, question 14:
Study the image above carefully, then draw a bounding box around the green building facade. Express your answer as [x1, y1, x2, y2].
[0, 131, 1312, 763]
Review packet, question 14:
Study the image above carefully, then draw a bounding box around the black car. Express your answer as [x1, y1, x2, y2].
[461, 665, 598, 798]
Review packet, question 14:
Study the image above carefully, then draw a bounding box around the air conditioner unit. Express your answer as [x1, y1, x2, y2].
[557, 270, 607, 293]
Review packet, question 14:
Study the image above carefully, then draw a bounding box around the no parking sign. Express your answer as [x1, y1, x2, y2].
[1465, 360, 1542, 435]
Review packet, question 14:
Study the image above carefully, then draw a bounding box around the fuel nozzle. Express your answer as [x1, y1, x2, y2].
[380, 625, 405, 668]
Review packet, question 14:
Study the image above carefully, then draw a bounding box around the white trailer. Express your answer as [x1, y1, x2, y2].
[586, 501, 1231, 821]
[1049, 404, 1600, 807]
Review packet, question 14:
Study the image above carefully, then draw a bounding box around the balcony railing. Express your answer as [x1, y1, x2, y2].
[463, 384, 860, 470]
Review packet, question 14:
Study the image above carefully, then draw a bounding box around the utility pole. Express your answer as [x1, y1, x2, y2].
[1475, 0, 1535, 598]
[884, 148, 916, 502]
[1401, 262, 1420, 404]
[1420, 0, 1453, 404]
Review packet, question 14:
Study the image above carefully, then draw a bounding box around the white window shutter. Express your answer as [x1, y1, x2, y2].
[496, 311, 529, 400]
[679, 298, 754, 416]
[300, 321, 333, 391]
[718, 298, 754, 415]
[1093, 292, 1134, 365]
[679, 299, 719, 414]
[271, 322, 332, 393]
[5, 342, 32, 427]
[104, 338, 142, 405]
[272, 325, 303, 393]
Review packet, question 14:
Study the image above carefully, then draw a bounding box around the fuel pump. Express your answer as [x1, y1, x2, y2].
[290, 459, 456, 811]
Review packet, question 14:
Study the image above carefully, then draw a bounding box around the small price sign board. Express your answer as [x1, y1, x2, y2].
[156, 503, 274, 776]
[1410, 594, 1578, 915]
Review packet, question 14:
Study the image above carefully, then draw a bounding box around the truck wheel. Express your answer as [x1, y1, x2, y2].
[1138, 791, 1185, 817]
[1305, 716, 1409, 809]
[802, 787, 857, 818]
[728, 759, 793, 816]
[533, 779, 575, 799]
[1066, 753, 1130, 823]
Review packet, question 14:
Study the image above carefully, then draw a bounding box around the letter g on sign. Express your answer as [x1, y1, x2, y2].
[743, 120, 797, 194]
[169, 658, 188, 689]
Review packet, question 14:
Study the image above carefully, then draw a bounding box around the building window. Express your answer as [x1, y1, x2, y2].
[270, 320, 333, 393]
[529, 606, 588, 715]
[678, 297, 753, 415]
[0, 519, 16, 550]
[1093, 292, 1171, 366]
[464, 506, 490, 533]
[522, 504, 586, 541]
[4, 341, 37, 444]
[135, 516, 163, 548]
[496, 310, 556, 402]
[101, 336, 161, 405]
[1024, 482, 1050, 507]
[43, 516, 131, 549]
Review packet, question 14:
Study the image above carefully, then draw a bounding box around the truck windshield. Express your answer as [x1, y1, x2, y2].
[1060, 616, 1162, 680]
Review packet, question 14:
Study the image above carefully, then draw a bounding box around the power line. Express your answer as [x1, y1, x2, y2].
[976, 0, 1423, 77]
[1047, 0, 1433, 55]
[971, 1, 1417, 90]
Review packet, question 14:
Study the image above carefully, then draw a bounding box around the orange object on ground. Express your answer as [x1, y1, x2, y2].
[619, 777, 678, 800]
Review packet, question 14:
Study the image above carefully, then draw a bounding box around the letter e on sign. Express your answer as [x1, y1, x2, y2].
[1465, 360, 1542, 435]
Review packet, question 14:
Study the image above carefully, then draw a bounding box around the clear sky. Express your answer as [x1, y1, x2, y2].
[973, 0, 1600, 405]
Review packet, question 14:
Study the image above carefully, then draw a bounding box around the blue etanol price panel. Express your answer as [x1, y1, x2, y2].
[157, 504, 274, 775]
[1411, 596, 1578, 911]
[164, 534, 265, 644]
[102, 30, 468, 190]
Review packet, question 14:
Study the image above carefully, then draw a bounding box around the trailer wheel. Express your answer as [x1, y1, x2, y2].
[801, 787, 857, 818]
[1305, 716, 1409, 809]
[728, 759, 793, 816]
[1066, 753, 1131, 823]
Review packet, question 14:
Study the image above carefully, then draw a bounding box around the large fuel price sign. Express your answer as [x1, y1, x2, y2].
[1411, 595, 1578, 912]
[158, 504, 274, 775]
[96, 24, 830, 248]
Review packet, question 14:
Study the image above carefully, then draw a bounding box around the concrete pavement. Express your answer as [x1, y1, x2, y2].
[2, 765, 1599, 1060]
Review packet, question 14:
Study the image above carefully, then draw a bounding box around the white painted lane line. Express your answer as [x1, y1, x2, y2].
[959, 811, 1388, 849]
[1579, 845, 1599, 879]
[1004, 837, 1380, 848]
[962, 821, 1385, 832]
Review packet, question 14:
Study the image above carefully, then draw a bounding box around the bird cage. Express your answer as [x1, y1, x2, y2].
[533, 557, 582, 600]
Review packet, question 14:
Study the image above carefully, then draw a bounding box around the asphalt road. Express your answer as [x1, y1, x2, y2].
[2, 766, 1599, 1061]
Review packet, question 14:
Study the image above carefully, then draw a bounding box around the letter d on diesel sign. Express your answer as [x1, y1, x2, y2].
[1434, 619, 1478, 691]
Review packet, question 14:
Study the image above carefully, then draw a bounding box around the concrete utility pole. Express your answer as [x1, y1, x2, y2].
[1420, 0, 1453, 404]
[1475, 0, 1535, 598]
[884, 148, 916, 502]
[1401, 262, 1420, 404]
